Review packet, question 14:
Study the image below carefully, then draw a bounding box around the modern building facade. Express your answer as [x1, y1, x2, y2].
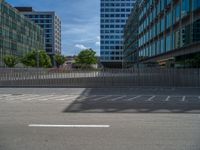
[124, 0, 200, 68]
[100, 0, 135, 68]
[15, 7, 61, 62]
[0, 0, 44, 67]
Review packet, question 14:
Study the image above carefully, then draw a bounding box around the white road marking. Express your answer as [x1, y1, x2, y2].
[182, 96, 186, 102]
[76, 95, 98, 102]
[8, 94, 33, 101]
[146, 96, 156, 101]
[126, 95, 141, 101]
[54, 95, 79, 101]
[92, 95, 113, 101]
[165, 96, 170, 101]
[23, 95, 44, 101]
[29, 124, 110, 128]
[0, 94, 80, 102]
[109, 96, 127, 101]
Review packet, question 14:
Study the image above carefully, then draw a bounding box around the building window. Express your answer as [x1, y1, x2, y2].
[174, 30, 180, 49]
[166, 34, 171, 52]
[181, 0, 190, 18]
[174, 3, 181, 23]
[192, 0, 200, 10]
[160, 37, 165, 54]
[192, 19, 200, 42]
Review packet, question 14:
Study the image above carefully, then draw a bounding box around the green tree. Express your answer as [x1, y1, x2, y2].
[54, 54, 66, 68]
[75, 49, 97, 67]
[21, 50, 52, 68]
[184, 54, 200, 68]
[3, 55, 18, 68]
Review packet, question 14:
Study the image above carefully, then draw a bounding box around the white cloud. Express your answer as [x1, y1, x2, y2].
[95, 41, 100, 46]
[95, 36, 100, 46]
[75, 44, 87, 50]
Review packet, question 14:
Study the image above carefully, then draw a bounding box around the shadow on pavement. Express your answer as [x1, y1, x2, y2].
[63, 88, 200, 114]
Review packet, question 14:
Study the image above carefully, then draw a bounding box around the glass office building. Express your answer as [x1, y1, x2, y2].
[124, 0, 200, 68]
[123, 0, 140, 68]
[100, 0, 135, 68]
[0, 0, 44, 67]
[16, 7, 61, 63]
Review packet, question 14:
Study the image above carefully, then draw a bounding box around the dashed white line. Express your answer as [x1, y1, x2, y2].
[126, 95, 141, 101]
[109, 96, 127, 101]
[29, 124, 110, 128]
[182, 96, 186, 102]
[165, 96, 170, 101]
[146, 96, 156, 101]
[92, 95, 113, 101]
[54, 95, 79, 101]
[76, 95, 98, 102]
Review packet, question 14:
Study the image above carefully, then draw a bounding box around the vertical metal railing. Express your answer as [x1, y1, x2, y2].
[0, 68, 200, 87]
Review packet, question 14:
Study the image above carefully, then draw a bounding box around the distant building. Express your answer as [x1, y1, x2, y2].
[15, 7, 61, 64]
[100, 0, 136, 68]
[124, 0, 200, 68]
[0, 0, 44, 67]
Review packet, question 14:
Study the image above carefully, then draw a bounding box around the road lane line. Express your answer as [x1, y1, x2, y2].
[126, 95, 141, 101]
[54, 95, 79, 101]
[146, 96, 156, 101]
[165, 96, 170, 101]
[29, 124, 110, 128]
[92, 95, 113, 101]
[109, 96, 127, 101]
[182, 96, 186, 102]
[76, 95, 98, 102]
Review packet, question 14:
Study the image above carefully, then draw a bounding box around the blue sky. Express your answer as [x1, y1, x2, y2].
[6, 0, 100, 56]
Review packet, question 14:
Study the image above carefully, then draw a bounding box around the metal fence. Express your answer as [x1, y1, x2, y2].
[0, 68, 200, 87]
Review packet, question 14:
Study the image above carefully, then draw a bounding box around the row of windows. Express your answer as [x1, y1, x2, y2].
[0, 2, 44, 66]
[139, 0, 189, 34]
[0, 28, 43, 47]
[139, 19, 200, 59]
[101, 46, 123, 49]
[101, 51, 122, 55]
[139, 0, 171, 21]
[101, 14, 129, 18]
[101, 30, 123, 34]
[101, 8, 132, 12]
[139, 0, 200, 34]
[101, 40, 123, 44]
[101, 19, 127, 23]
[101, 35, 123, 39]
[101, 0, 134, 2]
[0, 15, 43, 42]
[101, 24, 125, 28]
[138, 1, 200, 47]
[101, 3, 134, 7]
[0, 12, 42, 33]
[25, 14, 53, 19]
[0, 38, 42, 52]
[32, 19, 52, 24]
[101, 56, 122, 61]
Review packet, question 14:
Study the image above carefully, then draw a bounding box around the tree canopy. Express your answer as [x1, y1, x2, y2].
[21, 50, 52, 68]
[3, 55, 18, 68]
[185, 54, 200, 68]
[54, 54, 66, 68]
[75, 49, 97, 66]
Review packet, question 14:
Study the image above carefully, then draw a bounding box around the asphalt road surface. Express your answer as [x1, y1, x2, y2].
[0, 88, 200, 150]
